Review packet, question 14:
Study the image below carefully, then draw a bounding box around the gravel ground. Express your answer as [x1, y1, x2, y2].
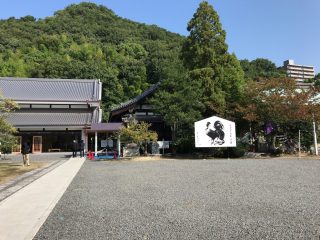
[34, 159, 320, 239]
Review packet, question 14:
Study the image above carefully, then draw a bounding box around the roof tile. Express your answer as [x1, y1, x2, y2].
[0, 77, 101, 102]
[6, 109, 97, 127]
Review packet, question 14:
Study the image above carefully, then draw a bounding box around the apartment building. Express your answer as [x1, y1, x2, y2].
[283, 59, 315, 83]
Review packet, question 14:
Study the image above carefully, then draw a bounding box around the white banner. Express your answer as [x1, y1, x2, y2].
[195, 116, 236, 147]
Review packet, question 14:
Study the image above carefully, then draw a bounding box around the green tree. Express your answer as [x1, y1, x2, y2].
[181, 1, 245, 116]
[0, 92, 18, 154]
[151, 1, 244, 152]
[116, 42, 149, 98]
[150, 61, 205, 153]
[240, 58, 285, 81]
[118, 121, 158, 154]
[313, 73, 320, 86]
[181, 1, 227, 70]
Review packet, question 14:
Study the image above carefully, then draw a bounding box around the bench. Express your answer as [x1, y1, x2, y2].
[48, 148, 61, 152]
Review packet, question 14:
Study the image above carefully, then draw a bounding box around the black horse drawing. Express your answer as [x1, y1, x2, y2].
[206, 121, 225, 145]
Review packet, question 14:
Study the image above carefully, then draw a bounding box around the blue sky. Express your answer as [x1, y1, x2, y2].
[0, 0, 319, 73]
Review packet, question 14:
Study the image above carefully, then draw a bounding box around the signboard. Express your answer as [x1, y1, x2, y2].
[101, 139, 114, 148]
[108, 139, 114, 148]
[195, 116, 236, 147]
[157, 141, 170, 149]
[101, 140, 108, 148]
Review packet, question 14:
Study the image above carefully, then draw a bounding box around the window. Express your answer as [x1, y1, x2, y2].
[51, 105, 70, 109]
[31, 104, 50, 109]
[141, 105, 153, 110]
[19, 104, 31, 108]
[70, 105, 89, 109]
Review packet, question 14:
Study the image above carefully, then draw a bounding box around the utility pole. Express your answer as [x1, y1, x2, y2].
[313, 119, 318, 155]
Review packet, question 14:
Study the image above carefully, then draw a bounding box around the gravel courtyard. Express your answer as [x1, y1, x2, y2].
[34, 159, 320, 239]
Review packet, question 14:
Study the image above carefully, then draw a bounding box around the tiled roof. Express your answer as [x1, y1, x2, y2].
[89, 123, 123, 132]
[6, 109, 99, 127]
[0, 77, 101, 102]
[110, 82, 160, 115]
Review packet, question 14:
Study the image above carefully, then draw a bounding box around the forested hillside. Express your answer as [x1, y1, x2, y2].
[0, 2, 184, 117]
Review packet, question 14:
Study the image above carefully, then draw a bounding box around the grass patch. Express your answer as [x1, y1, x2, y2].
[0, 162, 47, 184]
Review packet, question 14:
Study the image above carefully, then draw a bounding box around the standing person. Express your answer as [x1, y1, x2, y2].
[21, 142, 30, 166]
[79, 140, 85, 157]
[72, 140, 78, 158]
[139, 146, 144, 156]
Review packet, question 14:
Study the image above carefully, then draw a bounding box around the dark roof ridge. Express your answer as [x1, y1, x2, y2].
[111, 81, 160, 112]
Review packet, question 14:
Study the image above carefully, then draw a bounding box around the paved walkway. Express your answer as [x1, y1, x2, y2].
[0, 156, 85, 240]
[0, 159, 66, 202]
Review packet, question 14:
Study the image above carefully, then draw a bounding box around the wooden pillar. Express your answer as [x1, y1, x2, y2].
[95, 131, 98, 156]
[81, 129, 88, 152]
[117, 135, 121, 159]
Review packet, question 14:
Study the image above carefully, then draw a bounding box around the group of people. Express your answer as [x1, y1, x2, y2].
[20, 139, 85, 167]
[72, 139, 85, 158]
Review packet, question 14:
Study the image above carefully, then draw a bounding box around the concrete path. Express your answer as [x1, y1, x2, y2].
[0, 157, 85, 240]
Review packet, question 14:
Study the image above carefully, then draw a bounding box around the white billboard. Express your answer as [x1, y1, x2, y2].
[195, 116, 236, 147]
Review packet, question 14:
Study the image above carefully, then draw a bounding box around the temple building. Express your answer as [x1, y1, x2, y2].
[0, 77, 102, 153]
[1, 78, 168, 156]
[109, 82, 171, 142]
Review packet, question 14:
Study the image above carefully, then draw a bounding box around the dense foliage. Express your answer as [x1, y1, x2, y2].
[181, 1, 245, 116]
[151, 1, 245, 153]
[237, 77, 320, 151]
[238, 77, 320, 123]
[0, 2, 184, 118]
[0, 94, 18, 153]
[118, 121, 157, 154]
[239, 58, 285, 81]
[313, 73, 320, 86]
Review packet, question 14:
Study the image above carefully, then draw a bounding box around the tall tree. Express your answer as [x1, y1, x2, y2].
[181, 1, 227, 70]
[0, 93, 18, 153]
[151, 1, 244, 152]
[150, 63, 205, 152]
[181, 1, 245, 116]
